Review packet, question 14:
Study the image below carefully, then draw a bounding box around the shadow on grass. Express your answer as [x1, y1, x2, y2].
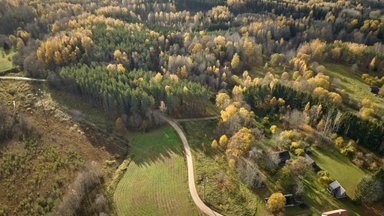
[129, 126, 186, 167]
[311, 146, 351, 165]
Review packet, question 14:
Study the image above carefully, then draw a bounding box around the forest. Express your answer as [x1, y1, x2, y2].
[0, 0, 383, 215]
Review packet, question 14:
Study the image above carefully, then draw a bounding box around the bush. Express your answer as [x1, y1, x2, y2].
[295, 148, 305, 156]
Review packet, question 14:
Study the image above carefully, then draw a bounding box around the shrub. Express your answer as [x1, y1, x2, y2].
[295, 148, 305, 156]
[319, 176, 331, 185]
[335, 136, 344, 148]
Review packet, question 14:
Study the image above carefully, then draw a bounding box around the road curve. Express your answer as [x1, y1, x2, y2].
[0, 76, 47, 82]
[159, 114, 223, 216]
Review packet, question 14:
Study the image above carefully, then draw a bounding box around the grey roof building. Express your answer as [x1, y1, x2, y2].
[327, 180, 346, 199]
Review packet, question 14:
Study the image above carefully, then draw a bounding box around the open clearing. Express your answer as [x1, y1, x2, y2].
[312, 148, 367, 199]
[324, 63, 384, 116]
[113, 126, 201, 216]
[0, 49, 15, 72]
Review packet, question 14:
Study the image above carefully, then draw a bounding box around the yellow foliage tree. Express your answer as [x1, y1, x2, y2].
[231, 53, 240, 71]
[153, 72, 163, 82]
[267, 192, 286, 213]
[116, 64, 126, 73]
[211, 139, 218, 150]
[270, 125, 278, 134]
[180, 65, 188, 78]
[335, 136, 344, 148]
[227, 127, 255, 157]
[219, 135, 228, 148]
[228, 158, 236, 170]
[216, 92, 231, 109]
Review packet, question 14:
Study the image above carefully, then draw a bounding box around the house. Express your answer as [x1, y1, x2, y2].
[321, 209, 348, 216]
[327, 180, 346, 198]
[276, 151, 290, 166]
[304, 154, 321, 172]
[370, 86, 380, 95]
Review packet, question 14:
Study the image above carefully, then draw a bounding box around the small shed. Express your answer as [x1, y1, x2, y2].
[304, 154, 321, 172]
[327, 180, 346, 199]
[276, 151, 291, 166]
[321, 209, 348, 216]
[370, 86, 380, 95]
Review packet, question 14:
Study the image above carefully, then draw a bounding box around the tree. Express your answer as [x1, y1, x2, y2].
[115, 117, 125, 132]
[216, 92, 231, 109]
[208, 6, 232, 22]
[335, 136, 344, 148]
[270, 53, 286, 66]
[356, 175, 384, 203]
[237, 159, 263, 189]
[228, 158, 236, 170]
[231, 53, 240, 72]
[270, 125, 278, 134]
[286, 156, 311, 177]
[219, 135, 228, 148]
[267, 192, 286, 213]
[369, 57, 377, 71]
[116, 64, 126, 73]
[211, 139, 218, 150]
[226, 127, 255, 158]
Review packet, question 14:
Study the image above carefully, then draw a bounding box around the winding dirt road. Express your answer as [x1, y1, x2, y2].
[159, 114, 222, 216]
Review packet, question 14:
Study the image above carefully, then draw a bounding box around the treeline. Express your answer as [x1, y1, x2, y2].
[60, 64, 208, 128]
[245, 83, 384, 155]
[338, 113, 384, 154]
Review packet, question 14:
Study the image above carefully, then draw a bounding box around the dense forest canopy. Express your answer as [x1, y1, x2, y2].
[1, 0, 384, 215]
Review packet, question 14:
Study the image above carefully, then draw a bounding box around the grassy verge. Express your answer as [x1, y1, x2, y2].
[180, 120, 270, 216]
[113, 126, 201, 216]
[0, 49, 16, 72]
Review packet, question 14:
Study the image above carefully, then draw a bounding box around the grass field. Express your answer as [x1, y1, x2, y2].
[324, 63, 384, 116]
[286, 147, 369, 216]
[113, 126, 201, 216]
[0, 49, 16, 72]
[311, 148, 367, 199]
[180, 120, 270, 216]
